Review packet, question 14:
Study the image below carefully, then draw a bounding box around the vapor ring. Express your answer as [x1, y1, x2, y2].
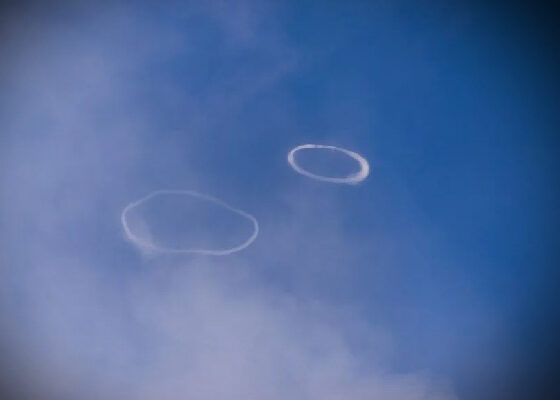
[121, 190, 259, 255]
[287, 144, 370, 184]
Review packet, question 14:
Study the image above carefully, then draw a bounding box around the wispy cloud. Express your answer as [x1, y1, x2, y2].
[0, 2, 457, 399]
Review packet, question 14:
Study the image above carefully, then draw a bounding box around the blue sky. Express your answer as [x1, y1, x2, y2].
[0, 1, 558, 399]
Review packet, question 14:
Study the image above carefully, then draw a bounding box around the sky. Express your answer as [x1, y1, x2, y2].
[0, 1, 559, 399]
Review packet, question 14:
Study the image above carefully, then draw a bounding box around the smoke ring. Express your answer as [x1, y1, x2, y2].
[121, 190, 259, 255]
[287, 144, 370, 184]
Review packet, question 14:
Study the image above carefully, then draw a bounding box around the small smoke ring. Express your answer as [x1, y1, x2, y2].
[287, 144, 370, 184]
[121, 190, 259, 255]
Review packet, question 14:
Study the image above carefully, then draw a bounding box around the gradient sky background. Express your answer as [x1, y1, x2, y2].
[1, 1, 559, 399]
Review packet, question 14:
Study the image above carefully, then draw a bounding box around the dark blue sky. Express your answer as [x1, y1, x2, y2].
[128, 3, 558, 397]
[1, 1, 558, 399]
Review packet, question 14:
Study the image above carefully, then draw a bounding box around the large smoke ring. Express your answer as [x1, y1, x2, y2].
[121, 190, 259, 255]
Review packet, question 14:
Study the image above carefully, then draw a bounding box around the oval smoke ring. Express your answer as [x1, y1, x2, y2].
[121, 190, 259, 256]
[287, 144, 370, 184]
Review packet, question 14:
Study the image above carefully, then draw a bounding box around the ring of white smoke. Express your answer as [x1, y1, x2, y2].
[121, 190, 259, 255]
[287, 144, 370, 184]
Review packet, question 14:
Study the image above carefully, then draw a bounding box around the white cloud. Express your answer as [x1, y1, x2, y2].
[0, 3, 457, 399]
